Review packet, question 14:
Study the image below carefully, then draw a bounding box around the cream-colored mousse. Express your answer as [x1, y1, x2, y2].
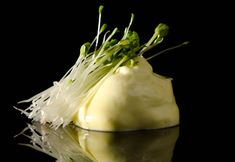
[75, 56, 179, 131]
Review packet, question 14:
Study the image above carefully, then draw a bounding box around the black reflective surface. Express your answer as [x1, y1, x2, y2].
[4, 0, 228, 161]
[15, 123, 179, 162]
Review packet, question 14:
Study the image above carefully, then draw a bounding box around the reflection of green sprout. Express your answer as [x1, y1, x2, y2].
[16, 5, 188, 129]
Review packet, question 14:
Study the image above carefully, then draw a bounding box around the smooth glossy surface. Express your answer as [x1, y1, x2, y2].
[19, 123, 179, 162]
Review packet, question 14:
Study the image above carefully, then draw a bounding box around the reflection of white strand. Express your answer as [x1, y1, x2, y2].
[18, 123, 93, 162]
[16, 123, 179, 162]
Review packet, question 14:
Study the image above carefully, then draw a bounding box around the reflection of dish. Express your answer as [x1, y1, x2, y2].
[19, 122, 179, 162]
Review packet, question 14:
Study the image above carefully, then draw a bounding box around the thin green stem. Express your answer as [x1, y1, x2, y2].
[146, 41, 190, 60]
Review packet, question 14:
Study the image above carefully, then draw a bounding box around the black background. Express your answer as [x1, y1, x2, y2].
[2, 0, 230, 161]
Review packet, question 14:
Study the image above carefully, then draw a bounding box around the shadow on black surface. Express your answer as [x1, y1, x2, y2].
[16, 122, 179, 162]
